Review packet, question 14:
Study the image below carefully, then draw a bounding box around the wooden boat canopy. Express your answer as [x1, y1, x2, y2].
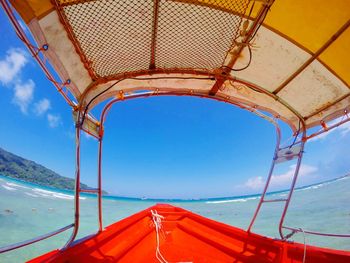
[1, 1, 350, 261]
[7, 0, 350, 133]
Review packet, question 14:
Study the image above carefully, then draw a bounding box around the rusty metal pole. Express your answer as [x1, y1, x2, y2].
[97, 136, 103, 232]
[278, 126, 307, 239]
[247, 121, 281, 233]
[63, 122, 81, 249]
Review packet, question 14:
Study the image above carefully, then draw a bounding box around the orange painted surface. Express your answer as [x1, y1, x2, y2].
[28, 204, 350, 263]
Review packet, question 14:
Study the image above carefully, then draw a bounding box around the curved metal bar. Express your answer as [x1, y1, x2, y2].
[99, 91, 288, 238]
[99, 91, 278, 129]
[0, 224, 74, 254]
[0, 0, 76, 107]
[79, 72, 304, 133]
[282, 226, 350, 238]
[63, 125, 81, 249]
[79, 69, 215, 103]
[278, 124, 307, 239]
[305, 115, 350, 142]
[247, 121, 282, 233]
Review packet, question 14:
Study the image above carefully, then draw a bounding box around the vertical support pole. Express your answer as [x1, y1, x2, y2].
[247, 122, 281, 233]
[97, 137, 103, 232]
[149, 0, 160, 69]
[278, 127, 306, 239]
[63, 123, 81, 249]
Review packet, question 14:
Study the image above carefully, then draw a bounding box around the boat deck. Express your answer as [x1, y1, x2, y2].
[28, 204, 350, 263]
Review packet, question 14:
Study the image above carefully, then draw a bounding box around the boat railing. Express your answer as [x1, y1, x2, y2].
[248, 113, 350, 240]
[0, 223, 74, 254]
[282, 226, 350, 238]
[247, 119, 308, 240]
[1, 0, 349, 255]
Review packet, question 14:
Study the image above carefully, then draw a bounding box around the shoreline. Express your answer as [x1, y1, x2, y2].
[1, 173, 348, 203]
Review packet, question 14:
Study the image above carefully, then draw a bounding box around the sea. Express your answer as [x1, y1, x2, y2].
[0, 174, 349, 262]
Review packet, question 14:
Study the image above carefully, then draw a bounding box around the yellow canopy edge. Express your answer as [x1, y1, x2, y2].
[6, 0, 350, 130]
[9, 0, 350, 88]
[264, 0, 350, 53]
[10, 0, 52, 23]
[319, 27, 350, 86]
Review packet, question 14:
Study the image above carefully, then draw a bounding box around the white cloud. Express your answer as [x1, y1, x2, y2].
[12, 80, 35, 113]
[244, 164, 318, 191]
[244, 176, 264, 190]
[271, 164, 318, 187]
[47, 114, 61, 128]
[34, 98, 51, 115]
[0, 48, 27, 85]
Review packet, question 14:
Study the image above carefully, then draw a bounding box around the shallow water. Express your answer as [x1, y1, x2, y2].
[0, 175, 349, 262]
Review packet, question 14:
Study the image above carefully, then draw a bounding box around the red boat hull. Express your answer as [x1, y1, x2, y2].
[28, 204, 350, 262]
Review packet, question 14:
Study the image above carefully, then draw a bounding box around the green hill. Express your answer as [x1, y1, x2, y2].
[0, 147, 98, 192]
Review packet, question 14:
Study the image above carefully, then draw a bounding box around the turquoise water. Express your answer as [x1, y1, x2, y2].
[0, 175, 349, 262]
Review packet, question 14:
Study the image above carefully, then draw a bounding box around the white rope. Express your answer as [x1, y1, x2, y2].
[151, 210, 193, 263]
[151, 210, 169, 263]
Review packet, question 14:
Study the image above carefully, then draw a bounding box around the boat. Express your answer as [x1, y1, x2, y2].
[27, 204, 350, 263]
[0, 0, 349, 262]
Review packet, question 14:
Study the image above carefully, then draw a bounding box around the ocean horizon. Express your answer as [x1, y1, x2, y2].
[1, 173, 348, 203]
[0, 174, 349, 262]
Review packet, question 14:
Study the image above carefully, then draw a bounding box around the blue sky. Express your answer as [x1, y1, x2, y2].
[0, 9, 349, 199]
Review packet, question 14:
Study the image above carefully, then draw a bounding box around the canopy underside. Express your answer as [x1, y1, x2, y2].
[9, 0, 350, 131]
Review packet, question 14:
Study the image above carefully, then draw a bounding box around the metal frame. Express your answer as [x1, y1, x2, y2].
[1, 90, 349, 253]
[63, 124, 82, 249]
[306, 113, 350, 141]
[246, 119, 308, 239]
[98, 92, 281, 131]
[282, 226, 350, 238]
[247, 121, 282, 233]
[287, 111, 350, 145]
[63, 113, 104, 249]
[0, 93, 349, 255]
[1, 0, 349, 255]
[57, 91, 280, 250]
[97, 137, 103, 232]
[0, 224, 74, 254]
[78, 72, 304, 132]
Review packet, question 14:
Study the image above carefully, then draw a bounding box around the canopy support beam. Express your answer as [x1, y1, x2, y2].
[209, 0, 273, 96]
[273, 19, 350, 95]
[97, 137, 103, 232]
[78, 71, 304, 132]
[149, 0, 160, 70]
[305, 93, 350, 121]
[63, 123, 82, 249]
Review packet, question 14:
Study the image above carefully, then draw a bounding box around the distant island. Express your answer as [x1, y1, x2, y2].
[0, 147, 106, 193]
